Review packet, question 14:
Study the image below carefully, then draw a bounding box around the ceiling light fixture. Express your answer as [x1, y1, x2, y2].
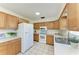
[35, 12, 40, 15]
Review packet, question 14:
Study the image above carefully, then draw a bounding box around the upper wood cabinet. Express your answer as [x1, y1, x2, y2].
[34, 23, 40, 29]
[46, 22, 53, 29]
[34, 20, 59, 30]
[67, 3, 79, 31]
[59, 3, 79, 31]
[6, 14, 19, 29]
[0, 12, 7, 29]
[46, 21, 59, 29]
[0, 12, 19, 29]
[53, 21, 59, 29]
[40, 22, 45, 26]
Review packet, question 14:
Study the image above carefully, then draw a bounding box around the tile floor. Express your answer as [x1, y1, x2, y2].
[18, 41, 54, 55]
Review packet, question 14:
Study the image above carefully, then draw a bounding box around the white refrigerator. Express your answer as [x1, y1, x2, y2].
[18, 23, 33, 53]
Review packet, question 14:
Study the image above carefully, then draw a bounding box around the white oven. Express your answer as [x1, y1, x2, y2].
[39, 26, 47, 43]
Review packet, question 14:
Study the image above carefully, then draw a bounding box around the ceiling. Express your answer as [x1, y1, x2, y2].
[0, 3, 65, 22]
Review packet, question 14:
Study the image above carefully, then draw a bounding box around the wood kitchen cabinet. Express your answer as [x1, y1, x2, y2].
[15, 39, 21, 54]
[7, 39, 21, 55]
[0, 12, 19, 29]
[34, 20, 59, 30]
[0, 12, 7, 29]
[59, 3, 79, 31]
[53, 21, 59, 29]
[6, 14, 19, 29]
[34, 23, 40, 29]
[0, 38, 21, 55]
[45, 21, 59, 29]
[46, 22, 53, 29]
[46, 35, 54, 45]
[0, 44, 7, 55]
[67, 3, 79, 31]
[40, 22, 45, 26]
[34, 34, 39, 42]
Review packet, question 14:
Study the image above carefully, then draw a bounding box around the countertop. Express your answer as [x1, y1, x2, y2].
[0, 36, 20, 43]
[34, 33, 54, 36]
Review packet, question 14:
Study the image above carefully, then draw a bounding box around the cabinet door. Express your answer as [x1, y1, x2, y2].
[7, 43, 15, 55]
[68, 4, 77, 30]
[34, 34, 39, 42]
[7, 39, 21, 55]
[0, 12, 6, 28]
[46, 35, 54, 45]
[6, 14, 19, 29]
[15, 39, 21, 54]
[46, 22, 53, 29]
[0, 45, 7, 55]
[41, 22, 45, 26]
[53, 21, 59, 29]
[34, 23, 40, 29]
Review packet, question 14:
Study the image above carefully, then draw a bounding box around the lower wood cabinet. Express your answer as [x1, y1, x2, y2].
[0, 38, 21, 55]
[34, 34, 39, 42]
[46, 35, 54, 45]
[0, 45, 7, 55]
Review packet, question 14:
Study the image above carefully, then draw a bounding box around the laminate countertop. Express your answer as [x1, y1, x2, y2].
[0, 36, 20, 43]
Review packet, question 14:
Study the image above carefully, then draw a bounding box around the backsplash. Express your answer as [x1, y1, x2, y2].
[34, 29, 59, 35]
[47, 30, 59, 35]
